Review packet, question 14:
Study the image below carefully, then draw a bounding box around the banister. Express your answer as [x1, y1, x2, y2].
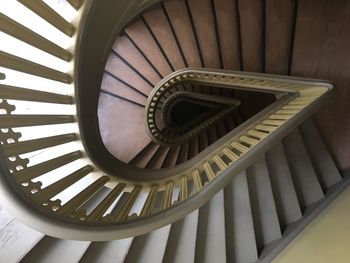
[0, 0, 334, 241]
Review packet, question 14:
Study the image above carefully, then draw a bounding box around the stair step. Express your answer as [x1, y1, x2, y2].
[21, 236, 90, 263]
[214, 0, 241, 70]
[162, 145, 181, 168]
[176, 142, 189, 164]
[187, 0, 221, 69]
[113, 35, 161, 85]
[224, 171, 258, 263]
[129, 142, 159, 168]
[265, 0, 295, 74]
[246, 157, 282, 252]
[105, 52, 153, 96]
[99, 94, 151, 163]
[146, 146, 170, 169]
[163, 0, 202, 67]
[198, 130, 209, 152]
[195, 190, 226, 263]
[143, 7, 186, 70]
[216, 121, 227, 138]
[223, 113, 235, 131]
[283, 129, 325, 208]
[163, 210, 199, 263]
[265, 143, 303, 229]
[80, 238, 133, 263]
[0, 219, 44, 263]
[207, 125, 218, 144]
[124, 225, 171, 263]
[299, 119, 342, 188]
[0, 206, 14, 229]
[188, 137, 199, 159]
[101, 72, 148, 106]
[238, 0, 264, 72]
[125, 20, 172, 77]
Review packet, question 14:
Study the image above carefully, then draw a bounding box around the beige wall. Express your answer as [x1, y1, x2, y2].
[274, 185, 350, 263]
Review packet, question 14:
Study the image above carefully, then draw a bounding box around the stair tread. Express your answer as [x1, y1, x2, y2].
[163, 0, 202, 67]
[195, 189, 226, 263]
[129, 142, 160, 168]
[238, 0, 264, 72]
[246, 157, 282, 251]
[0, 206, 14, 230]
[176, 142, 190, 164]
[0, 218, 44, 263]
[214, 0, 241, 70]
[99, 94, 151, 163]
[113, 35, 161, 85]
[265, 0, 295, 74]
[299, 119, 342, 188]
[21, 236, 90, 263]
[265, 142, 303, 228]
[80, 238, 133, 263]
[146, 146, 170, 169]
[101, 73, 148, 106]
[105, 52, 153, 96]
[283, 129, 325, 208]
[198, 130, 209, 152]
[188, 136, 199, 159]
[224, 171, 258, 263]
[143, 7, 186, 70]
[163, 210, 199, 263]
[162, 145, 181, 168]
[216, 121, 226, 138]
[187, 0, 221, 69]
[124, 225, 171, 263]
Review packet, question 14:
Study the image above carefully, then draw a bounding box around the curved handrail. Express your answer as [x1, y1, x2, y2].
[0, 0, 334, 240]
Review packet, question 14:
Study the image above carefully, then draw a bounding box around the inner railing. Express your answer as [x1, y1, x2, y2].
[0, 0, 334, 240]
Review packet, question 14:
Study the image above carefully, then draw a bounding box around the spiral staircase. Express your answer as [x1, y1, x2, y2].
[0, 0, 349, 262]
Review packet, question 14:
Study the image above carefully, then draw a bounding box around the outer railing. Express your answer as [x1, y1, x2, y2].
[0, 0, 333, 240]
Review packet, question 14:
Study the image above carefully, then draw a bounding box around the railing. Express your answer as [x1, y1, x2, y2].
[0, 0, 333, 241]
[149, 89, 241, 145]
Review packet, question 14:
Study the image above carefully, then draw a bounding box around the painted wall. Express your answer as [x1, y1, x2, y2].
[274, 185, 350, 263]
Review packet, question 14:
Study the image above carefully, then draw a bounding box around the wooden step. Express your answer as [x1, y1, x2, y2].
[101, 72, 148, 106]
[187, 0, 220, 69]
[129, 142, 160, 168]
[125, 20, 172, 77]
[112, 35, 161, 86]
[146, 146, 170, 169]
[163, 0, 202, 67]
[176, 142, 189, 164]
[143, 7, 186, 70]
[198, 130, 209, 152]
[238, 0, 264, 72]
[265, 0, 295, 74]
[105, 52, 153, 96]
[214, 0, 241, 70]
[188, 137, 199, 159]
[162, 145, 181, 168]
[98, 94, 151, 164]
